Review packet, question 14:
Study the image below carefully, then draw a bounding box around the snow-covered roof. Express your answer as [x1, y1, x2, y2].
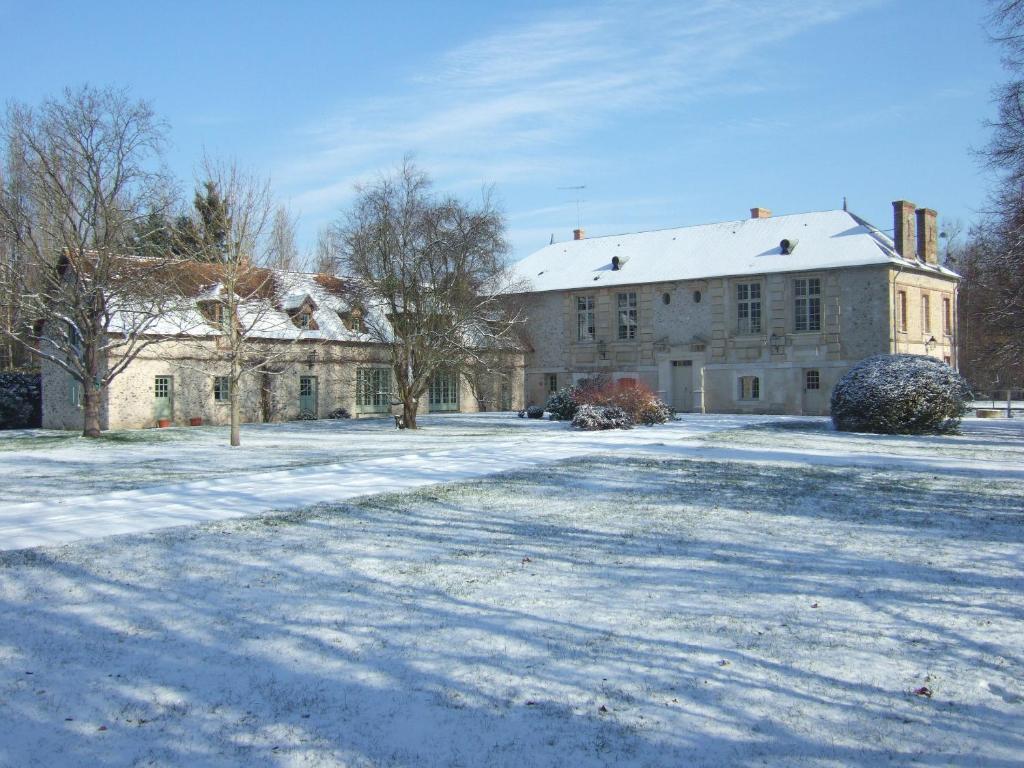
[115, 267, 380, 343]
[511, 209, 958, 293]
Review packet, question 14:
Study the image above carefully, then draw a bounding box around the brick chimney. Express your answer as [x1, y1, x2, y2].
[573, 228, 585, 240]
[750, 207, 771, 219]
[916, 207, 938, 264]
[892, 200, 916, 258]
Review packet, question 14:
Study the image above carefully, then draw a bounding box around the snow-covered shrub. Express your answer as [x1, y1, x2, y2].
[830, 354, 971, 435]
[328, 407, 351, 419]
[526, 405, 544, 419]
[0, 373, 41, 430]
[577, 379, 672, 425]
[571, 404, 633, 430]
[545, 387, 579, 421]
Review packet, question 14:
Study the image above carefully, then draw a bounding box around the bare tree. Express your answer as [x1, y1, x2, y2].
[0, 86, 175, 436]
[311, 225, 340, 275]
[958, 2, 1024, 387]
[264, 204, 299, 270]
[176, 161, 305, 446]
[336, 159, 523, 429]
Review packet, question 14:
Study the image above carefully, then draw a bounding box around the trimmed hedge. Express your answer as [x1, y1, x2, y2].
[830, 354, 971, 435]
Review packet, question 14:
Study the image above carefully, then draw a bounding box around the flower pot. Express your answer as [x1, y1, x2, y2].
[189, 417, 203, 427]
[157, 418, 171, 428]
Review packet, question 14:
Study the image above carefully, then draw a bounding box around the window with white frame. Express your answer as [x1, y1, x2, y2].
[576, 295, 595, 341]
[214, 376, 230, 402]
[356, 367, 392, 411]
[805, 370, 820, 390]
[617, 291, 637, 340]
[794, 278, 821, 332]
[429, 371, 459, 410]
[546, 373, 558, 393]
[70, 380, 82, 408]
[943, 297, 952, 335]
[921, 293, 931, 334]
[738, 375, 760, 400]
[736, 283, 761, 334]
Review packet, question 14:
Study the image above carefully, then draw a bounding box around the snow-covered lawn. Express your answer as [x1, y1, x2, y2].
[1, 415, 1022, 766]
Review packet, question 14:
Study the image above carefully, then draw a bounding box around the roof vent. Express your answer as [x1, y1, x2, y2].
[611, 255, 630, 271]
[780, 238, 799, 254]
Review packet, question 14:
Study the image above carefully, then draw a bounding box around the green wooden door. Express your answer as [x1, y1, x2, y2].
[299, 376, 317, 417]
[154, 376, 173, 421]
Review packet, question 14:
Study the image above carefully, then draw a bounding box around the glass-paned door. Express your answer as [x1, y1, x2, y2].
[299, 376, 318, 417]
[154, 376, 173, 421]
[429, 371, 459, 412]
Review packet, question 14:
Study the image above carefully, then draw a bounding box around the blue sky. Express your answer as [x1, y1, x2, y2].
[0, 0, 1005, 262]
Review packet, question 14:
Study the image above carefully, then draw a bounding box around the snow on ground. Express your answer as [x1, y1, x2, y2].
[1, 415, 1023, 766]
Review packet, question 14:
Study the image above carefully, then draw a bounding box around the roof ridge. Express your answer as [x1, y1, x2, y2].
[549, 209, 850, 244]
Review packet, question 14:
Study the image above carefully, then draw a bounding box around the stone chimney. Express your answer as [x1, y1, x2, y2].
[750, 207, 771, 219]
[916, 207, 938, 264]
[892, 200, 916, 258]
[573, 228, 585, 240]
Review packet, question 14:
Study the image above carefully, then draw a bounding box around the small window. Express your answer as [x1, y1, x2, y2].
[898, 291, 908, 332]
[805, 370, 820, 390]
[154, 376, 170, 400]
[214, 376, 230, 402]
[662, 292, 671, 305]
[942, 297, 952, 335]
[340, 309, 366, 333]
[738, 375, 760, 400]
[70, 380, 82, 408]
[546, 373, 558, 393]
[693, 290, 702, 303]
[921, 294, 931, 334]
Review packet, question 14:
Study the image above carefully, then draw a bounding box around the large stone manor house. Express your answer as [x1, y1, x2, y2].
[511, 201, 959, 416]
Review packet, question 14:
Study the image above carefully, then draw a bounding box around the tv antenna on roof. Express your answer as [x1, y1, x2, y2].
[557, 185, 586, 229]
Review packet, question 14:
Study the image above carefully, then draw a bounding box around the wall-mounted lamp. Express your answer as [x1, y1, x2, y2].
[924, 335, 937, 354]
[306, 348, 318, 369]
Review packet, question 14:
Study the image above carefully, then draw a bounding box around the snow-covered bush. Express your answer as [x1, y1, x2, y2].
[526, 405, 544, 419]
[0, 373, 41, 430]
[328, 407, 351, 419]
[545, 387, 579, 421]
[830, 354, 971, 435]
[571, 404, 633, 430]
[577, 379, 672, 425]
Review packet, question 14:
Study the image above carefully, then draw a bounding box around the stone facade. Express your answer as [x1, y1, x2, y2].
[517, 205, 959, 416]
[43, 336, 524, 430]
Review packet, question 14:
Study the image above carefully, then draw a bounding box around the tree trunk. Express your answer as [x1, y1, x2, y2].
[82, 384, 102, 438]
[403, 397, 418, 430]
[230, 356, 241, 447]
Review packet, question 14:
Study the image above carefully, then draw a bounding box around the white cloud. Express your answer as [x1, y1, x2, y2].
[277, 0, 880, 242]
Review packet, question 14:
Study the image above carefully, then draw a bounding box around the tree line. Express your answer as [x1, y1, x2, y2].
[951, 1, 1024, 393]
[0, 85, 522, 440]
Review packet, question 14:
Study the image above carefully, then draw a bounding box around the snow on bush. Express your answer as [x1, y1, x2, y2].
[526, 405, 544, 419]
[571, 403, 633, 430]
[577, 379, 673, 425]
[328, 407, 351, 419]
[830, 354, 972, 435]
[545, 388, 579, 421]
[0, 373, 41, 430]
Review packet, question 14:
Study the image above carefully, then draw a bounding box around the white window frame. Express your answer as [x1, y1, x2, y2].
[738, 375, 760, 401]
[794, 277, 821, 333]
[356, 367, 392, 412]
[70, 380, 82, 408]
[213, 376, 230, 403]
[429, 371, 459, 411]
[736, 282, 762, 335]
[576, 295, 595, 342]
[616, 291, 637, 340]
[546, 373, 558, 393]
